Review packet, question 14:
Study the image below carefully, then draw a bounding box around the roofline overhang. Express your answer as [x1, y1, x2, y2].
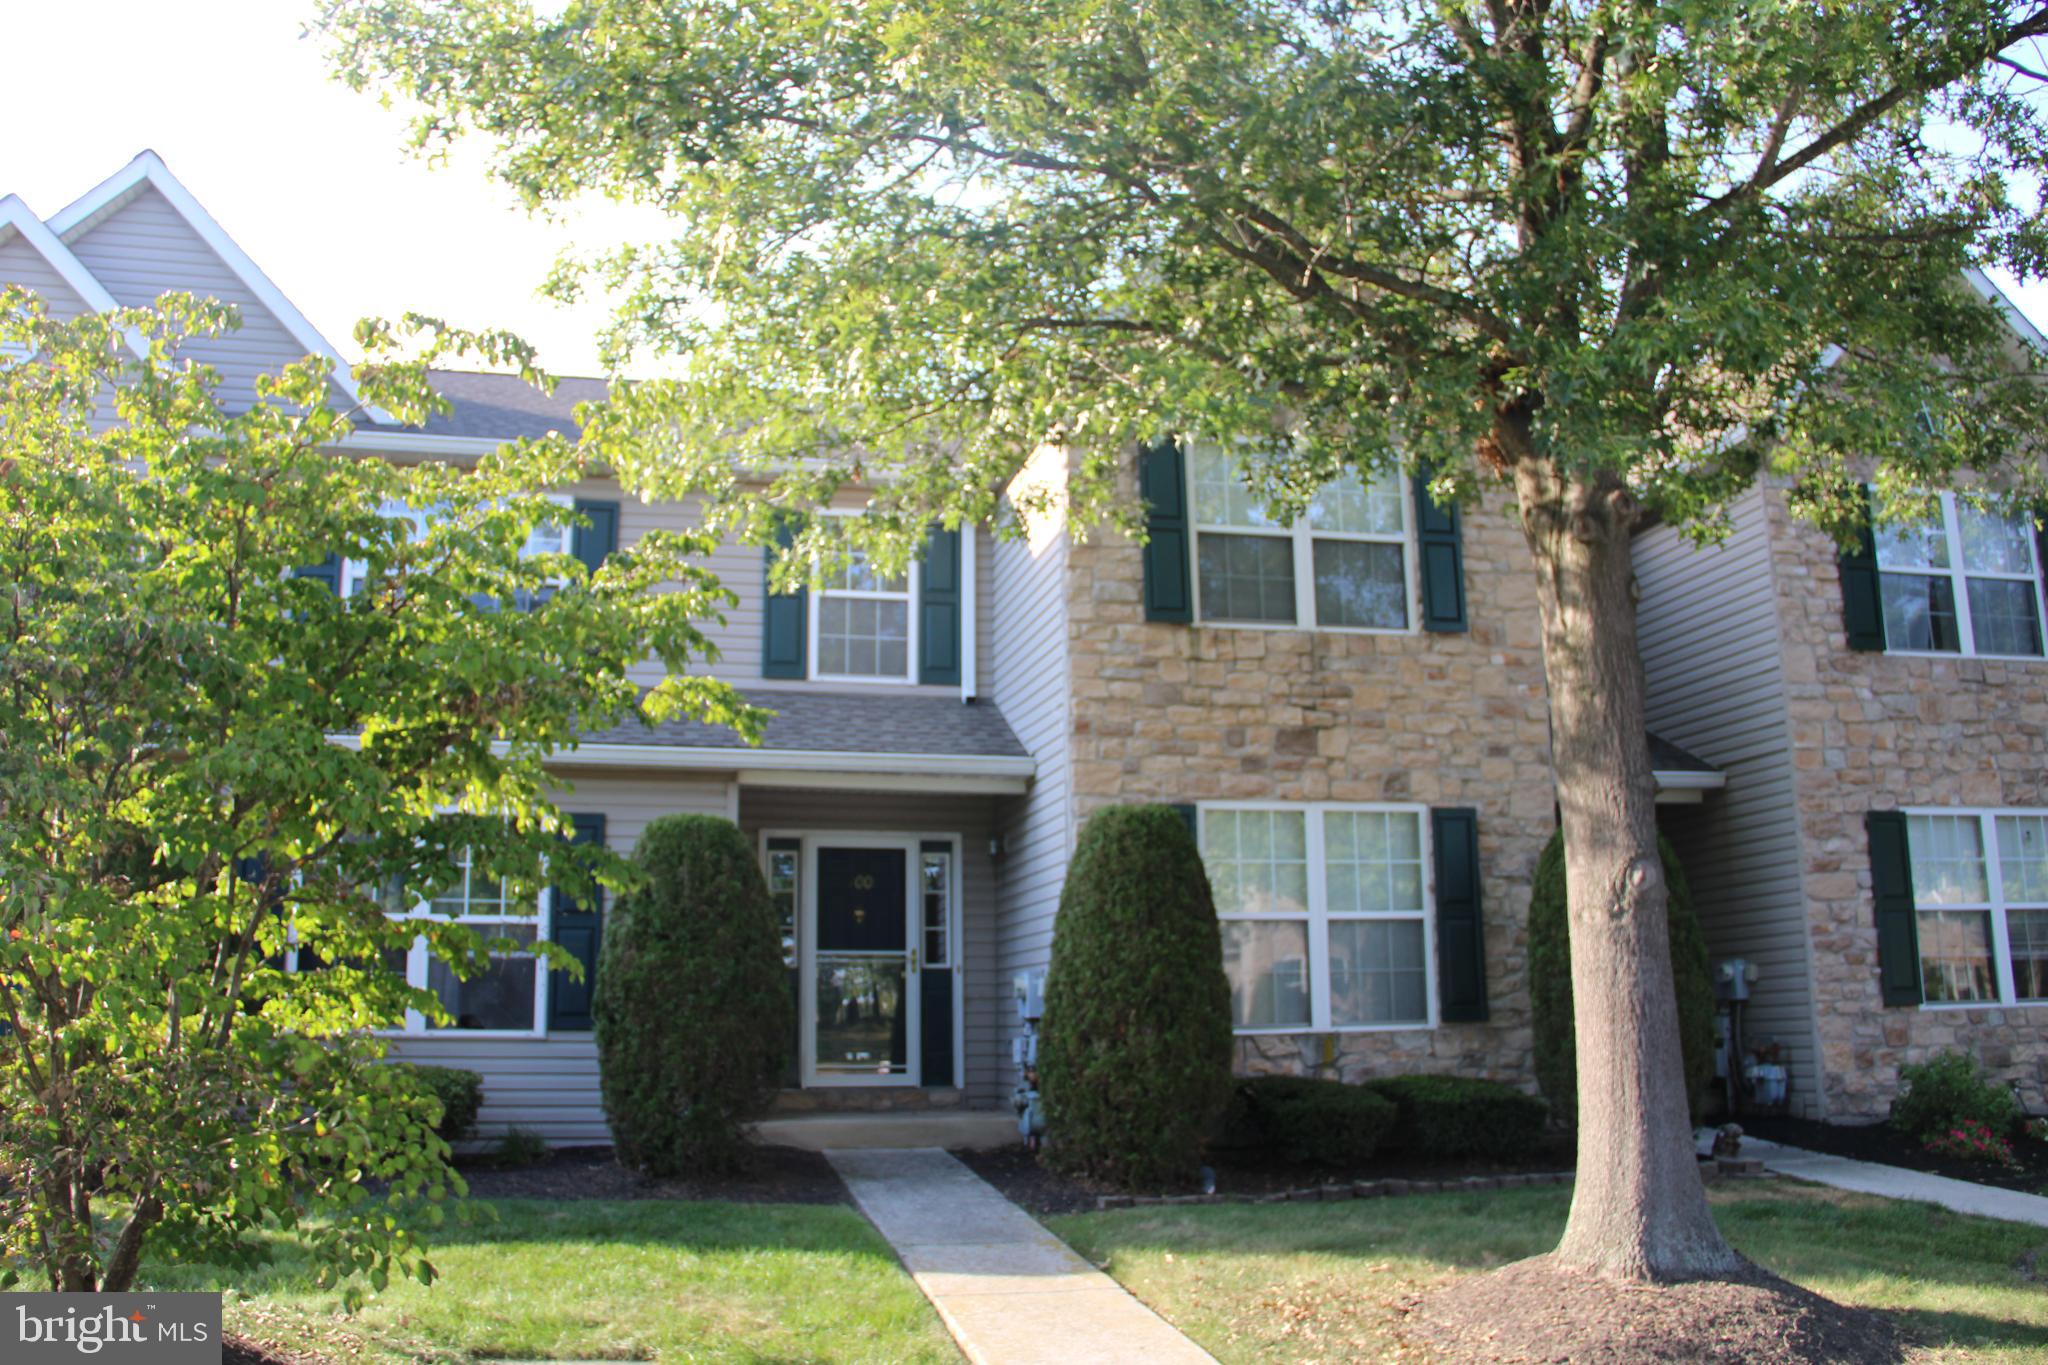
[326, 733, 1035, 789]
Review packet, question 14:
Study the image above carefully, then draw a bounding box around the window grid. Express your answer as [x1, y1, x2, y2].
[1876, 493, 2046, 658]
[1187, 445, 1414, 633]
[920, 850, 953, 968]
[365, 843, 553, 1036]
[1202, 803, 1435, 1034]
[768, 840, 801, 968]
[341, 494, 573, 601]
[1906, 809, 2048, 1007]
[810, 539, 919, 683]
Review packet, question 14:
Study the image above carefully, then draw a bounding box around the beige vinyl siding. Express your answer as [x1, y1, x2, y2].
[989, 512, 1073, 1002]
[0, 235, 92, 321]
[1635, 486, 1821, 1117]
[385, 771, 733, 1144]
[63, 186, 316, 411]
[738, 788, 1004, 1105]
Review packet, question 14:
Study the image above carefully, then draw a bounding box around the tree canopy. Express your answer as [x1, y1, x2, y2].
[0, 290, 751, 1293]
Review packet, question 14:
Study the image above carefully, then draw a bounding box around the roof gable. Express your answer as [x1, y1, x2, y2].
[46, 152, 389, 420]
[0, 195, 144, 359]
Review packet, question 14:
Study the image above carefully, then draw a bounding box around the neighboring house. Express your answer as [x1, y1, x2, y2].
[1636, 279, 2048, 1122]
[4, 152, 1726, 1142]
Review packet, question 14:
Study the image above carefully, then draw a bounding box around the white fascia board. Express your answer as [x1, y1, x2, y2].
[326, 732, 1035, 783]
[734, 769, 1029, 796]
[1652, 769, 1726, 792]
[0, 195, 147, 359]
[1964, 267, 2048, 357]
[48, 151, 396, 423]
[328, 429, 512, 460]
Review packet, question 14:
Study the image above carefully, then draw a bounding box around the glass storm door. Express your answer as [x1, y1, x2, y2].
[810, 846, 917, 1083]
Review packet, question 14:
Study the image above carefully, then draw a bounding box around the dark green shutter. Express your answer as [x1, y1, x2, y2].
[1432, 807, 1488, 1022]
[547, 813, 606, 1031]
[1139, 440, 1193, 623]
[919, 525, 962, 686]
[1867, 811, 1922, 1007]
[572, 500, 619, 575]
[1840, 486, 1885, 652]
[762, 519, 808, 679]
[294, 554, 341, 594]
[1168, 802, 1199, 843]
[1414, 476, 1468, 633]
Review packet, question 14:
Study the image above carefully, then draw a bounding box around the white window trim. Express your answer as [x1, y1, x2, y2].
[341, 493, 574, 601]
[920, 844, 956, 970]
[1876, 492, 2048, 661]
[758, 828, 966, 1090]
[1198, 800, 1438, 1034]
[1187, 458, 1419, 635]
[805, 511, 922, 686]
[1905, 805, 2048, 1010]
[362, 854, 556, 1039]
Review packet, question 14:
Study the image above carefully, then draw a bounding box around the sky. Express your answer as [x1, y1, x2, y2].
[2, 0, 664, 377]
[4, 0, 2046, 380]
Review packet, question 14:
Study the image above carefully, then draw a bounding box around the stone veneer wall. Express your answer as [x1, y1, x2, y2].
[1062, 484, 1558, 1086]
[1766, 482, 2048, 1119]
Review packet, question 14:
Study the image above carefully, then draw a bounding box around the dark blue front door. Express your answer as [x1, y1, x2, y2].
[812, 847, 913, 1079]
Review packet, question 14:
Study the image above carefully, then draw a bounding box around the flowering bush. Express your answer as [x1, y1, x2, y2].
[1925, 1119, 2021, 1169]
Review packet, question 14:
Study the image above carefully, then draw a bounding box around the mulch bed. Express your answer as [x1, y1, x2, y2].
[1742, 1114, 2048, 1194]
[222, 1335, 321, 1365]
[1404, 1254, 1903, 1364]
[453, 1143, 849, 1204]
[956, 1132, 1580, 1217]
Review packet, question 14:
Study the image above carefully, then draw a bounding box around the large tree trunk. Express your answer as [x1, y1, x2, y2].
[1513, 457, 1740, 1281]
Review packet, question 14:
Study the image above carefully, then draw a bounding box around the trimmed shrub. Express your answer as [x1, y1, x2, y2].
[1040, 804, 1235, 1188]
[1363, 1075, 1548, 1161]
[1892, 1051, 2021, 1143]
[593, 814, 792, 1175]
[1529, 828, 1715, 1124]
[391, 1063, 482, 1143]
[1222, 1076, 1399, 1166]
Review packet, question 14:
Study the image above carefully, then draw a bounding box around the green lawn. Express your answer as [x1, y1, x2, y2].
[142, 1199, 958, 1364]
[1049, 1180, 2048, 1363]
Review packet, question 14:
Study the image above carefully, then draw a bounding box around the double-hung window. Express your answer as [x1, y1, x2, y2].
[341, 495, 573, 604]
[1906, 810, 2048, 1006]
[1189, 445, 1412, 631]
[374, 847, 547, 1034]
[1875, 493, 2045, 657]
[811, 547, 917, 682]
[1202, 803, 1434, 1032]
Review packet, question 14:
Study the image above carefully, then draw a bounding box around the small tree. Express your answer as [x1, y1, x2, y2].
[1531, 830, 1715, 1126]
[593, 814, 791, 1175]
[0, 293, 748, 1295]
[1040, 804, 1233, 1188]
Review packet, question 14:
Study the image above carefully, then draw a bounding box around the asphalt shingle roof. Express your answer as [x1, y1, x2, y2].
[582, 689, 1030, 760]
[367, 370, 610, 441]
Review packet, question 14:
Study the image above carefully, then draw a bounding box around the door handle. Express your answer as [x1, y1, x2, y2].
[910, 947, 920, 973]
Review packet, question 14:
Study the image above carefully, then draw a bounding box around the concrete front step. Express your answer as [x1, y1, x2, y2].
[756, 1110, 1018, 1151]
[771, 1086, 971, 1114]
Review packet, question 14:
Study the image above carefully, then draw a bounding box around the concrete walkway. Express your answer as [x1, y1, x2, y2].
[1747, 1136, 2048, 1228]
[826, 1147, 1214, 1365]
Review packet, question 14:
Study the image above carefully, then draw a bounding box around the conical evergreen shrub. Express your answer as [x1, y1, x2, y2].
[1040, 804, 1234, 1187]
[593, 814, 791, 1174]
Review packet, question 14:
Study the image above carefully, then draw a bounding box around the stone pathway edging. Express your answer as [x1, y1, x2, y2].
[827, 1146, 1215, 1365]
[1746, 1136, 2048, 1229]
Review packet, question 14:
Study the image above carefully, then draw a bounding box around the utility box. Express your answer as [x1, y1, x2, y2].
[1014, 970, 1046, 1022]
[1716, 958, 1756, 1002]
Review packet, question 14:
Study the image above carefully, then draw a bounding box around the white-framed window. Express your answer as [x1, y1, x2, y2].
[342, 494, 574, 601]
[809, 545, 919, 683]
[1906, 809, 2048, 1007]
[1188, 444, 1414, 632]
[767, 837, 801, 968]
[378, 846, 551, 1035]
[1876, 493, 2045, 658]
[1200, 802, 1434, 1032]
[920, 843, 954, 969]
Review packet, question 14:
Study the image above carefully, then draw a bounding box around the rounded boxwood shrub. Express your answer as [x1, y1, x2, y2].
[1529, 829, 1714, 1125]
[391, 1063, 483, 1143]
[1893, 1051, 2021, 1142]
[1040, 804, 1235, 1188]
[593, 814, 792, 1175]
[1220, 1076, 1399, 1167]
[1362, 1074, 1548, 1161]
